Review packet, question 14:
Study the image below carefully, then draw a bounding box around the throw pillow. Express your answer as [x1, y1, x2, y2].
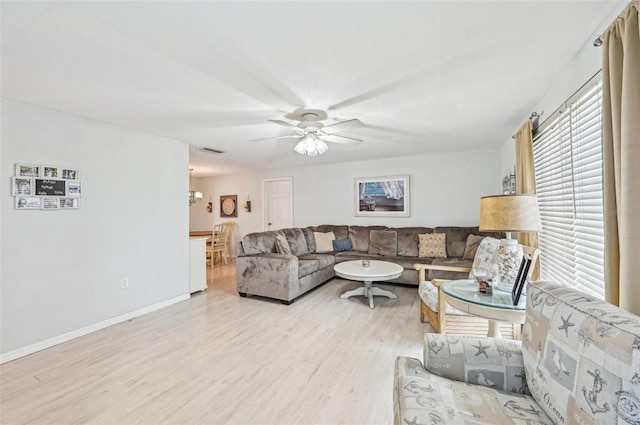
[314, 231, 336, 253]
[418, 233, 447, 258]
[275, 233, 292, 255]
[463, 234, 485, 260]
[368, 230, 398, 256]
[469, 236, 501, 277]
[332, 238, 352, 252]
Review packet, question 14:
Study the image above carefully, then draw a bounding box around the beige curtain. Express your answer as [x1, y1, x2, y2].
[602, 0, 640, 315]
[514, 120, 540, 280]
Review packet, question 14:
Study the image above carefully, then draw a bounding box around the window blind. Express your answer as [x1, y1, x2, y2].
[533, 74, 605, 299]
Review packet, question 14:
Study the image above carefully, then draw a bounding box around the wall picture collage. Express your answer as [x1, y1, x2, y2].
[12, 164, 82, 210]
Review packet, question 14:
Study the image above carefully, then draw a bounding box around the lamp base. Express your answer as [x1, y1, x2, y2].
[495, 238, 524, 291]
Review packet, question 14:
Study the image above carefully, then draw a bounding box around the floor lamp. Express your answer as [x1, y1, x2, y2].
[479, 194, 541, 292]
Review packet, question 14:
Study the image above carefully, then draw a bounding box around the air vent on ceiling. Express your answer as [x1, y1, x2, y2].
[197, 147, 225, 154]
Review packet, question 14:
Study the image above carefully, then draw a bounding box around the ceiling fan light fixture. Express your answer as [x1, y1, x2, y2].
[294, 133, 328, 156]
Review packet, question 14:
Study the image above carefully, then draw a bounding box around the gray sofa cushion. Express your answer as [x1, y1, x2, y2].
[298, 253, 335, 269]
[275, 232, 292, 255]
[280, 227, 309, 256]
[316, 224, 349, 240]
[301, 226, 316, 253]
[380, 256, 430, 270]
[348, 225, 386, 252]
[242, 231, 278, 254]
[334, 251, 380, 262]
[462, 234, 485, 260]
[298, 259, 320, 278]
[434, 226, 503, 258]
[388, 227, 433, 257]
[368, 230, 398, 256]
[428, 257, 473, 280]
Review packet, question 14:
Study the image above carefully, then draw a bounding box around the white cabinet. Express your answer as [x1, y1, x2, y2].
[189, 237, 208, 293]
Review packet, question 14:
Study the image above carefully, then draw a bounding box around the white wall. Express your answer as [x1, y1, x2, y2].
[188, 176, 217, 231]
[1, 99, 190, 359]
[190, 149, 502, 252]
[499, 3, 627, 172]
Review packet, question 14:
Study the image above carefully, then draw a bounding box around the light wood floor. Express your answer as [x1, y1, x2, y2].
[1, 262, 432, 425]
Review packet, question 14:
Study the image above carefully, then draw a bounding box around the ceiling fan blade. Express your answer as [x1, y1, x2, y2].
[323, 134, 363, 146]
[250, 135, 301, 142]
[268, 119, 299, 129]
[322, 119, 363, 133]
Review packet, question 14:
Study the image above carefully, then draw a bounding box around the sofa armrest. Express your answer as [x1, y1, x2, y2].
[236, 253, 299, 301]
[423, 334, 529, 394]
[414, 263, 471, 282]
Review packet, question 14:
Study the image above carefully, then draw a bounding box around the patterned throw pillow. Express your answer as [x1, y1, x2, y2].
[469, 237, 500, 277]
[418, 233, 447, 258]
[313, 231, 336, 253]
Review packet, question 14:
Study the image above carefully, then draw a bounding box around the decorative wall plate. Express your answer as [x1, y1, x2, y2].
[220, 195, 237, 217]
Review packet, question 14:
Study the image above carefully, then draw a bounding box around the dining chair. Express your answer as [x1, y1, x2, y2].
[221, 221, 235, 263]
[206, 223, 228, 267]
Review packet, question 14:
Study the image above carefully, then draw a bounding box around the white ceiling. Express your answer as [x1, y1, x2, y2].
[1, 1, 624, 177]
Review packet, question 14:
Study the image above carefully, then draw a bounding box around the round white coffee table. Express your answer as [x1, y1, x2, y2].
[334, 260, 403, 308]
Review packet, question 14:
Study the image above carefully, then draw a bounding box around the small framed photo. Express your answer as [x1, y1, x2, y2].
[41, 197, 59, 210]
[12, 177, 33, 196]
[67, 180, 82, 197]
[15, 196, 42, 210]
[512, 254, 532, 305]
[59, 198, 79, 209]
[15, 164, 41, 177]
[42, 166, 60, 178]
[61, 168, 79, 180]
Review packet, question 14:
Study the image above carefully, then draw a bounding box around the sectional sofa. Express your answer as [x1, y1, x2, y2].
[236, 224, 500, 304]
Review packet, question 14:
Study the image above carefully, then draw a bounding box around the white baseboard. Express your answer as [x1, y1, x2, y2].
[0, 294, 190, 364]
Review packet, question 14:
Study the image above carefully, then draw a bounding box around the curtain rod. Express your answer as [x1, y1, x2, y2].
[511, 112, 539, 139]
[594, 0, 639, 48]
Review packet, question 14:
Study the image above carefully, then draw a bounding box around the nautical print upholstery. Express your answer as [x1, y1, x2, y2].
[394, 280, 640, 425]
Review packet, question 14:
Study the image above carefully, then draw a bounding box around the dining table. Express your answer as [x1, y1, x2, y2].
[189, 230, 213, 238]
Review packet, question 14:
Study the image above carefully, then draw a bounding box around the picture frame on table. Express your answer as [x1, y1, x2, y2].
[512, 254, 532, 305]
[354, 174, 410, 217]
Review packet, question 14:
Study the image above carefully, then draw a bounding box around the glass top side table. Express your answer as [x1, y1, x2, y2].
[440, 279, 527, 338]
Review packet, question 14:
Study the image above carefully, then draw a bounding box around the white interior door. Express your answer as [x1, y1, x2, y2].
[263, 177, 293, 231]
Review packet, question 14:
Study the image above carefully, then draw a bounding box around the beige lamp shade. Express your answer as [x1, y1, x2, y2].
[479, 194, 542, 233]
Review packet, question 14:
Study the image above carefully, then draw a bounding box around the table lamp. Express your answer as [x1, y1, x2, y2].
[479, 194, 541, 292]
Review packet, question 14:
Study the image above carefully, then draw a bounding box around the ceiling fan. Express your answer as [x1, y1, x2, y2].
[253, 109, 364, 156]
